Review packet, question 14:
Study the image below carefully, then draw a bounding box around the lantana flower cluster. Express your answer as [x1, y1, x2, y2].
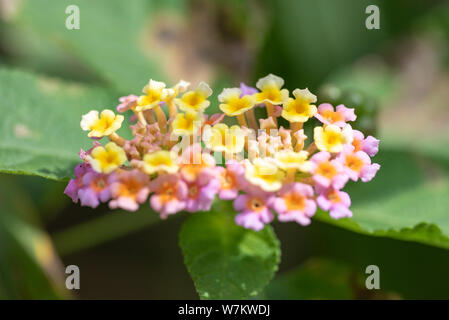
[65, 74, 380, 231]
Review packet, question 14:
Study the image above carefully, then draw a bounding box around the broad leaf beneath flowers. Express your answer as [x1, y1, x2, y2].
[0, 68, 116, 180]
[179, 202, 281, 299]
[315, 148, 449, 250]
[264, 258, 355, 300]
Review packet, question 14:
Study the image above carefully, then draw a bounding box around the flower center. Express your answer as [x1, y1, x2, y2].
[160, 182, 175, 203]
[345, 155, 364, 173]
[184, 92, 204, 107]
[259, 86, 280, 102]
[188, 185, 199, 198]
[92, 116, 113, 132]
[285, 193, 306, 211]
[118, 179, 140, 198]
[221, 172, 235, 190]
[181, 165, 203, 181]
[229, 97, 249, 111]
[92, 177, 106, 192]
[293, 100, 307, 114]
[145, 89, 161, 103]
[326, 189, 341, 203]
[97, 150, 120, 167]
[177, 115, 194, 131]
[352, 138, 362, 152]
[316, 162, 337, 179]
[322, 110, 343, 123]
[325, 131, 341, 146]
[248, 197, 264, 211]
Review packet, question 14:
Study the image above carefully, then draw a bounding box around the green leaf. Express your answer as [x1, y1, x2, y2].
[313, 220, 449, 299]
[179, 202, 281, 299]
[315, 149, 449, 250]
[264, 258, 355, 299]
[256, 0, 436, 89]
[0, 68, 115, 180]
[256, 0, 387, 88]
[13, 0, 172, 93]
[0, 176, 68, 299]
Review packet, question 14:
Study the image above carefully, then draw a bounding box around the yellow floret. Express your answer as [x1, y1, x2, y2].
[174, 82, 212, 112]
[142, 150, 179, 174]
[281, 88, 317, 123]
[274, 150, 311, 172]
[171, 111, 202, 136]
[204, 123, 245, 154]
[135, 79, 168, 112]
[87, 142, 127, 174]
[244, 158, 286, 192]
[80, 109, 124, 138]
[254, 74, 289, 105]
[218, 88, 256, 116]
[314, 125, 353, 153]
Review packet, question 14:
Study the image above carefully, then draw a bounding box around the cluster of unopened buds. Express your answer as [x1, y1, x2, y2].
[65, 74, 380, 231]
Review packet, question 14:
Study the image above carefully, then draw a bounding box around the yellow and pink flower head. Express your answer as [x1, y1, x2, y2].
[65, 75, 380, 231]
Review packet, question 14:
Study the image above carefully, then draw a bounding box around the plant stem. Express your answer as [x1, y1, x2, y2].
[237, 113, 248, 128]
[154, 105, 167, 133]
[265, 102, 277, 126]
[246, 109, 258, 131]
[144, 109, 156, 124]
[136, 111, 147, 125]
[108, 132, 125, 146]
[306, 142, 317, 154]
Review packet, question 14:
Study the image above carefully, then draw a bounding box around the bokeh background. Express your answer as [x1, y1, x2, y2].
[0, 0, 448, 299]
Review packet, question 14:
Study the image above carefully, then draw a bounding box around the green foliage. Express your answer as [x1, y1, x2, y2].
[314, 221, 449, 299]
[0, 0, 448, 300]
[256, 0, 387, 88]
[0, 176, 67, 299]
[255, 0, 438, 89]
[0, 68, 115, 180]
[264, 258, 355, 299]
[15, 0, 164, 94]
[179, 202, 281, 299]
[315, 149, 449, 250]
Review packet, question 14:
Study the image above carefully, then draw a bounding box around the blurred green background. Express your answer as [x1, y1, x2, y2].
[0, 0, 449, 299]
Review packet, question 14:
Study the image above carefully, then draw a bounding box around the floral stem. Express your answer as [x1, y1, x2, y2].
[285, 169, 296, 183]
[246, 109, 258, 131]
[306, 142, 317, 154]
[166, 100, 178, 133]
[108, 132, 125, 146]
[136, 111, 147, 125]
[154, 105, 167, 133]
[144, 110, 156, 124]
[167, 135, 179, 149]
[237, 113, 248, 128]
[291, 122, 303, 133]
[265, 102, 278, 126]
[167, 100, 178, 118]
[291, 122, 304, 151]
